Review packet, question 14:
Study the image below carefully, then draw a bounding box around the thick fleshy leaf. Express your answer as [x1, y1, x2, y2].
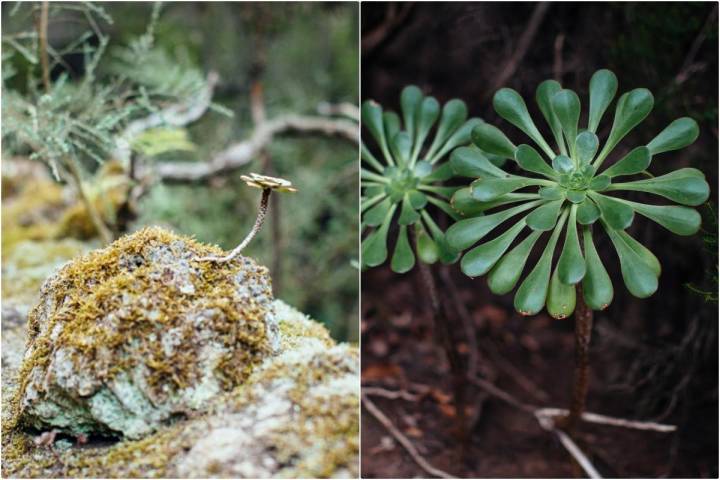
[494, 88, 554, 158]
[400, 85, 423, 140]
[536, 79, 566, 155]
[398, 194, 420, 225]
[581, 226, 613, 310]
[589, 175, 610, 191]
[471, 176, 546, 202]
[451, 188, 538, 217]
[575, 131, 599, 165]
[605, 223, 658, 298]
[596, 88, 654, 166]
[515, 144, 558, 179]
[427, 196, 462, 222]
[588, 69, 618, 133]
[422, 162, 455, 182]
[362, 206, 396, 267]
[390, 131, 412, 165]
[487, 230, 543, 295]
[362, 142, 385, 172]
[551, 89, 581, 156]
[391, 225, 415, 273]
[450, 146, 508, 178]
[552, 155, 574, 174]
[647, 117, 699, 155]
[608, 168, 709, 206]
[547, 266, 576, 319]
[566, 190, 586, 204]
[414, 160, 433, 178]
[617, 230, 661, 277]
[576, 198, 601, 224]
[601, 146, 651, 178]
[411, 96, 441, 162]
[384, 112, 401, 142]
[362, 100, 393, 163]
[514, 212, 567, 315]
[425, 99, 468, 160]
[364, 197, 393, 227]
[526, 199, 564, 231]
[408, 190, 428, 209]
[589, 192, 634, 230]
[415, 223, 439, 264]
[539, 186, 565, 200]
[460, 218, 526, 277]
[429, 118, 483, 164]
[471, 122, 517, 159]
[446, 200, 540, 250]
[422, 211, 460, 264]
[624, 200, 701, 236]
[557, 205, 585, 284]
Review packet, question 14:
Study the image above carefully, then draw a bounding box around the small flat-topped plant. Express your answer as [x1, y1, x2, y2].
[446, 69, 709, 429]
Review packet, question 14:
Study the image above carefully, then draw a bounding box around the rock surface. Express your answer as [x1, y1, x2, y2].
[9, 227, 278, 439]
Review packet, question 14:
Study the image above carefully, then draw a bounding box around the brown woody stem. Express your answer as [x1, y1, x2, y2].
[565, 283, 594, 433]
[196, 188, 271, 263]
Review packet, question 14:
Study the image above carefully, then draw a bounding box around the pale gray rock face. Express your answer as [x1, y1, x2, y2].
[14, 227, 279, 439]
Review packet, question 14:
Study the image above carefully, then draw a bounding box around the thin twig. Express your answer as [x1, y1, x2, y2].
[536, 408, 677, 433]
[553, 33, 565, 82]
[439, 266, 478, 379]
[362, 393, 455, 479]
[536, 415, 603, 479]
[675, 4, 717, 85]
[37, 0, 50, 93]
[65, 157, 113, 244]
[363, 386, 422, 402]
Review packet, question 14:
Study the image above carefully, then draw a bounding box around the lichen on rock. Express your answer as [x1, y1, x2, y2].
[9, 226, 278, 439]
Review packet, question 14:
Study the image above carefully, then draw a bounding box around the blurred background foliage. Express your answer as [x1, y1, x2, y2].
[2, 2, 359, 341]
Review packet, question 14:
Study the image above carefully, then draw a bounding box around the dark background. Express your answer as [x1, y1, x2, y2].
[361, 2, 718, 478]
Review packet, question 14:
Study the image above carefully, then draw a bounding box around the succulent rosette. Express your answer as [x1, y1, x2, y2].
[446, 69, 710, 318]
[361, 86, 503, 273]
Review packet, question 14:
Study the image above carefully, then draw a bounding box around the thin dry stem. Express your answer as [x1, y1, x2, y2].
[65, 157, 113, 245]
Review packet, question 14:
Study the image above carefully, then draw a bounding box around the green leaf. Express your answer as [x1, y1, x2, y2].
[390, 131, 412, 165]
[604, 223, 658, 298]
[617, 230, 661, 277]
[398, 194, 420, 225]
[411, 96, 441, 162]
[362, 100, 393, 164]
[536, 79, 566, 155]
[400, 85, 423, 140]
[526, 199, 565, 231]
[647, 117, 699, 155]
[451, 189, 538, 217]
[566, 190, 586, 204]
[494, 88, 555, 158]
[539, 186, 565, 200]
[514, 211, 567, 315]
[581, 226, 614, 310]
[589, 192, 634, 230]
[624, 200, 702, 236]
[415, 223, 439, 264]
[450, 146, 508, 178]
[414, 160, 433, 178]
[601, 146, 651, 178]
[391, 225, 415, 273]
[596, 88, 654, 167]
[471, 176, 545, 202]
[364, 197, 393, 227]
[428, 118, 483, 164]
[575, 131, 599, 165]
[589, 175, 610, 191]
[422, 211, 460, 264]
[576, 198, 601, 224]
[588, 69, 618, 133]
[427, 196, 462, 222]
[425, 99, 468, 160]
[361, 142, 384, 172]
[460, 218, 526, 277]
[408, 190, 428, 209]
[557, 205, 585, 284]
[447, 200, 541, 250]
[362, 205, 396, 267]
[547, 266, 576, 319]
[552, 155, 574, 174]
[515, 144, 558, 179]
[551, 89, 581, 156]
[487, 230, 543, 295]
[384, 111, 401, 142]
[471, 122, 517, 159]
[423, 162, 455, 182]
[608, 168, 709, 206]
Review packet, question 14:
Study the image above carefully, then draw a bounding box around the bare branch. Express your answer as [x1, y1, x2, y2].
[536, 408, 677, 433]
[317, 101, 360, 121]
[363, 386, 422, 402]
[152, 113, 358, 182]
[362, 393, 455, 479]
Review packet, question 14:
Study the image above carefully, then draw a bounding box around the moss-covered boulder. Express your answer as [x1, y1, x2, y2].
[9, 227, 279, 439]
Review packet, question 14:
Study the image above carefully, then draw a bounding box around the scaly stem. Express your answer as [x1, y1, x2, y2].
[65, 157, 113, 245]
[196, 188, 271, 262]
[565, 283, 594, 433]
[412, 230, 468, 452]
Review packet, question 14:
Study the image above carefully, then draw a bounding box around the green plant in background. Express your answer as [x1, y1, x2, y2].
[361, 85, 504, 273]
[447, 68, 709, 430]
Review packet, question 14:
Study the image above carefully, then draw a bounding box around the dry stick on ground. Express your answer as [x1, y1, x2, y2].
[362, 393, 455, 479]
[485, 2, 550, 100]
[363, 386, 422, 402]
[152, 113, 358, 182]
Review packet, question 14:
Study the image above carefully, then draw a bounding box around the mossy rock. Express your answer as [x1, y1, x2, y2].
[2, 300, 359, 479]
[9, 226, 278, 439]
